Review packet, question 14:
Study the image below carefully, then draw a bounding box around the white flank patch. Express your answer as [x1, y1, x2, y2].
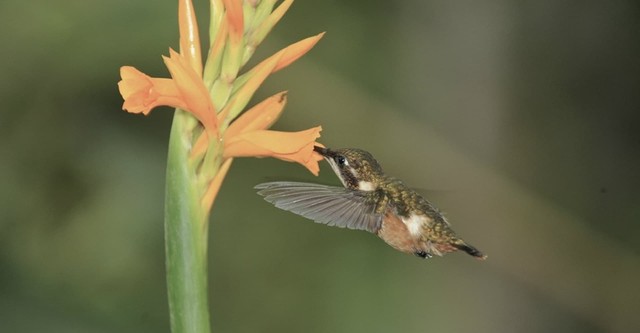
[402, 214, 424, 237]
[358, 181, 375, 191]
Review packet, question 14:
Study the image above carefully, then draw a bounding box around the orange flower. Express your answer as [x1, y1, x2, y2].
[162, 49, 218, 135]
[117, 0, 325, 177]
[225, 128, 323, 175]
[178, 0, 202, 75]
[118, 47, 323, 174]
[117, 0, 327, 215]
[223, 91, 323, 175]
[118, 66, 187, 115]
[118, 50, 218, 136]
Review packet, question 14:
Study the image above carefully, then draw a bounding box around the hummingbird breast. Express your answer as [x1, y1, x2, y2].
[377, 212, 424, 255]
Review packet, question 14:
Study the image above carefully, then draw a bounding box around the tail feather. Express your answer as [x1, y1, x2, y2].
[453, 241, 487, 260]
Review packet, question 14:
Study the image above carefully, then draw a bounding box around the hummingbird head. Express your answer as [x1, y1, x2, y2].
[314, 146, 385, 191]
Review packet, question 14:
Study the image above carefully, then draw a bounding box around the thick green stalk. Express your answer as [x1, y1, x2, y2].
[165, 110, 211, 333]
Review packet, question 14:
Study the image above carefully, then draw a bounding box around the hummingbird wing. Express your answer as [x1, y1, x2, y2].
[255, 182, 383, 233]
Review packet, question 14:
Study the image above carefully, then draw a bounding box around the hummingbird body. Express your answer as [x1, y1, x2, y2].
[255, 147, 486, 260]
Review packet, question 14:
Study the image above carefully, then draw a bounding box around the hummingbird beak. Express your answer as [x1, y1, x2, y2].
[314, 146, 339, 160]
[313, 145, 330, 157]
[314, 145, 338, 163]
[314, 146, 349, 188]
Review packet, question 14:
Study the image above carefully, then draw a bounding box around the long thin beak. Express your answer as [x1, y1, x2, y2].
[313, 145, 331, 157]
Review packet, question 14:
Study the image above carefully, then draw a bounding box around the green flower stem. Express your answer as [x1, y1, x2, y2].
[165, 109, 212, 333]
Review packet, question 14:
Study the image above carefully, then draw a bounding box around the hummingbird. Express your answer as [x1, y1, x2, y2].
[255, 146, 487, 260]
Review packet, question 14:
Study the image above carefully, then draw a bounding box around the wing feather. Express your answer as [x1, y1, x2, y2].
[255, 182, 382, 233]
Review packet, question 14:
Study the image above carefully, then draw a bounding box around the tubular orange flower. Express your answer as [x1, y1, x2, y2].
[273, 32, 325, 73]
[118, 66, 187, 115]
[117, 0, 326, 207]
[224, 127, 324, 176]
[222, 90, 323, 175]
[222, 0, 243, 44]
[118, 51, 219, 137]
[163, 49, 219, 136]
[224, 91, 288, 138]
[178, 0, 203, 75]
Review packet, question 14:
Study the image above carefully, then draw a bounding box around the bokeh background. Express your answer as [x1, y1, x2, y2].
[1, 0, 639, 332]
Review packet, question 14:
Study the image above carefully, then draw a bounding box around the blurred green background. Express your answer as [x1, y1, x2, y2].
[1, 0, 639, 332]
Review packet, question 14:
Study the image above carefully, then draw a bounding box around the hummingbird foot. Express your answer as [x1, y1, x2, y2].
[414, 250, 432, 259]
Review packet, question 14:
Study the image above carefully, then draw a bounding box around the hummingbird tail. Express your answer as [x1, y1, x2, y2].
[453, 240, 487, 260]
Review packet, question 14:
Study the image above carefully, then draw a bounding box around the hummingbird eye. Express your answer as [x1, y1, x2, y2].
[336, 155, 347, 167]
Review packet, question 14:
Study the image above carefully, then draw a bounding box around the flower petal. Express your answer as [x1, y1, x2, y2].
[224, 91, 287, 139]
[219, 51, 283, 124]
[163, 49, 218, 135]
[273, 32, 325, 73]
[249, 0, 293, 48]
[223, 127, 323, 175]
[230, 32, 324, 96]
[203, 15, 228, 86]
[201, 157, 234, 214]
[118, 66, 187, 115]
[190, 131, 209, 160]
[222, 0, 244, 46]
[179, 0, 203, 75]
[220, 0, 245, 81]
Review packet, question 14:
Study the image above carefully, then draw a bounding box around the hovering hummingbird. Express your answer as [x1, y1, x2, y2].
[255, 146, 486, 260]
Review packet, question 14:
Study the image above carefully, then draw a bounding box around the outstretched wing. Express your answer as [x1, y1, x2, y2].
[255, 182, 382, 233]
